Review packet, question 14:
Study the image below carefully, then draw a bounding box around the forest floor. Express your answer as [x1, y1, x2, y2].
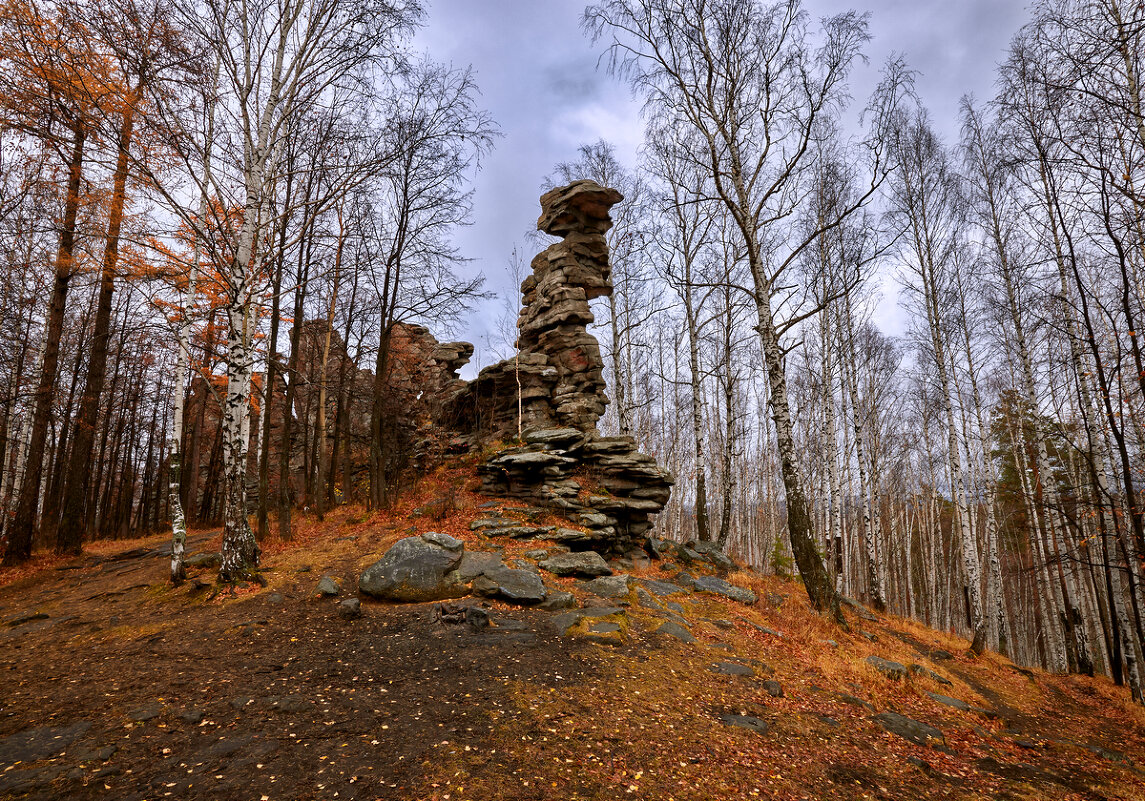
[1, 463, 1144, 800]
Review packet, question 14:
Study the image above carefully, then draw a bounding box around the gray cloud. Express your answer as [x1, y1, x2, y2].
[413, 0, 1030, 358]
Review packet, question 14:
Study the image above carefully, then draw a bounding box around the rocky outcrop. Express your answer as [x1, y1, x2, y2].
[449, 181, 674, 555]
[450, 181, 617, 434]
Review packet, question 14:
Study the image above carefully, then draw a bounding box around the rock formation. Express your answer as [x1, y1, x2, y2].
[449, 180, 674, 555]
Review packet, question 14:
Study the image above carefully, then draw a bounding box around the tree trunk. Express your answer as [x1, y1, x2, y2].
[57, 92, 138, 555]
[4, 126, 84, 565]
[751, 258, 840, 621]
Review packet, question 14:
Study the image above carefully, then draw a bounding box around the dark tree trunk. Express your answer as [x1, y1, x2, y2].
[56, 97, 137, 554]
[4, 126, 85, 565]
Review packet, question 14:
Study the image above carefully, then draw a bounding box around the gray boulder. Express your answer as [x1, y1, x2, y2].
[358, 533, 467, 602]
[694, 575, 756, 604]
[539, 551, 612, 577]
[583, 574, 632, 598]
[472, 567, 547, 605]
[315, 576, 340, 597]
[688, 540, 736, 571]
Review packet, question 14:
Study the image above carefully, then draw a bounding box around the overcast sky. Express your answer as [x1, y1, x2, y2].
[412, 0, 1031, 368]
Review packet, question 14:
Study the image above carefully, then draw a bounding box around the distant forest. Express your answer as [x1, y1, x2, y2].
[0, 0, 1142, 702]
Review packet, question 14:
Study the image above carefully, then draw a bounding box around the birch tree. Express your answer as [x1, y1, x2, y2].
[181, 0, 420, 579]
[585, 0, 906, 617]
[889, 107, 989, 648]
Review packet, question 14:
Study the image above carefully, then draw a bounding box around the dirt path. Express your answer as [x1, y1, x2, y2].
[0, 535, 588, 800]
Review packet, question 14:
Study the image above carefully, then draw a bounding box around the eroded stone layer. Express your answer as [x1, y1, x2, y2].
[447, 180, 674, 554]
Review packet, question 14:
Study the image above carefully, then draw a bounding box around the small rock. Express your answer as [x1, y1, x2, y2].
[718, 714, 768, 734]
[583, 574, 632, 598]
[635, 587, 663, 610]
[315, 576, 340, 597]
[422, 531, 463, 550]
[866, 655, 908, 680]
[589, 621, 621, 634]
[925, 692, 970, 711]
[539, 591, 577, 610]
[821, 639, 840, 648]
[469, 517, 518, 531]
[672, 571, 698, 589]
[465, 606, 491, 630]
[266, 592, 284, 604]
[763, 680, 784, 698]
[837, 693, 876, 712]
[693, 575, 756, 604]
[128, 703, 162, 722]
[179, 709, 204, 725]
[624, 549, 652, 571]
[337, 598, 362, 620]
[687, 540, 736, 571]
[539, 551, 612, 577]
[656, 621, 695, 643]
[551, 607, 625, 636]
[873, 711, 944, 746]
[472, 567, 548, 605]
[549, 528, 591, 543]
[185, 552, 222, 569]
[230, 697, 252, 711]
[639, 578, 688, 596]
[710, 661, 754, 677]
[358, 535, 467, 602]
[909, 663, 953, 686]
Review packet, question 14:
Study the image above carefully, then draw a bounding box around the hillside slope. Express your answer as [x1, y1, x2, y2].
[1, 465, 1143, 800]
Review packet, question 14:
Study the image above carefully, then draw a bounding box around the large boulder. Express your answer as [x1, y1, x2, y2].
[358, 533, 467, 602]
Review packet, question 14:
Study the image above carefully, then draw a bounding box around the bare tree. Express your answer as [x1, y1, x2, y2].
[585, 0, 906, 617]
